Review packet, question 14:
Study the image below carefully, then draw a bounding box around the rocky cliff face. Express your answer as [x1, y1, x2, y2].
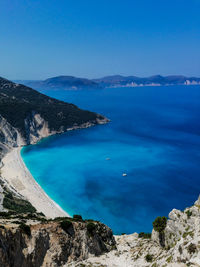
[77, 197, 200, 267]
[0, 115, 25, 151]
[0, 218, 115, 267]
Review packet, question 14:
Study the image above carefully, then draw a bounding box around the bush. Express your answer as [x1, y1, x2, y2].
[73, 214, 83, 221]
[166, 256, 172, 263]
[186, 210, 192, 219]
[87, 222, 96, 235]
[153, 216, 167, 233]
[3, 192, 36, 214]
[138, 232, 151, 239]
[0, 211, 14, 218]
[60, 220, 72, 233]
[187, 243, 196, 254]
[19, 223, 31, 236]
[145, 254, 153, 262]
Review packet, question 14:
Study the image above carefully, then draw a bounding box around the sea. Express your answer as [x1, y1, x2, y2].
[21, 85, 200, 234]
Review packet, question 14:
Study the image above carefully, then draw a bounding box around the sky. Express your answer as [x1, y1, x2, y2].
[0, 0, 200, 80]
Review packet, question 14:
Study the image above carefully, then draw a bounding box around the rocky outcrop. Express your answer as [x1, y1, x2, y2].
[24, 111, 50, 145]
[0, 115, 25, 151]
[78, 197, 200, 267]
[0, 219, 115, 267]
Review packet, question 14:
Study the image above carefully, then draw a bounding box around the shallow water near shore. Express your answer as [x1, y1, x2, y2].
[21, 85, 200, 234]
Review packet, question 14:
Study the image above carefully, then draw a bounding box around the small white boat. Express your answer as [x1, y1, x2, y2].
[122, 173, 127, 177]
[106, 158, 110, 160]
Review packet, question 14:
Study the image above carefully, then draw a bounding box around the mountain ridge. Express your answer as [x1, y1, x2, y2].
[17, 74, 200, 90]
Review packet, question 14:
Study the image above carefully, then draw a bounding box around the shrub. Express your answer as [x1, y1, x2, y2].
[178, 245, 183, 254]
[153, 216, 167, 233]
[19, 223, 31, 236]
[3, 192, 36, 214]
[73, 214, 83, 221]
[0, 211, 13, 219]
[87, 222, 96, 235]
[138, 232, 151, 239]
[186, 210, 192, 219]
[187, 243, 196, 254]
[166, 256, 172, 263]
[145, 254, 153, 262]
[60, 220, 72, 233]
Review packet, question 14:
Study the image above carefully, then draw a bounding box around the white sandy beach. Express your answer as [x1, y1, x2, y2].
[1, 147, 69, 218]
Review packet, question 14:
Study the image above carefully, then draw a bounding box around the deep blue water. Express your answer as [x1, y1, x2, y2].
[21, 85, 200, 234]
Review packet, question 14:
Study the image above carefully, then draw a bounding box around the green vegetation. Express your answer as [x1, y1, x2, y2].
[87, 222, 96, 235]
[178, 245, 183, 254]
[0, 77, 104, 140]
[182, 231, 194, 239]
[187, 243, 196, 254]
[19, 223, 31, 236]
[0, 211, 14, 219]
[138, 232, 151, 239]
[153, 216, 167, 233]
[3, 191, 36, 214]
[60, 220, 73, 233]
[73, 214, 83, 221]
[185, 210, 192, 219]
[145, 254, 153, 262]
[166, 256, 172, 263]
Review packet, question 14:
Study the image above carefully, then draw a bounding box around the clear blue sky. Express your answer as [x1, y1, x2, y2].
[0, 0, 200, 79]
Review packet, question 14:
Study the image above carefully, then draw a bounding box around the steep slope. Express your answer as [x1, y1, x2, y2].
[79, 197, 200, 267]
[0, 77, 108, 148]
[0, 213, 115, 267]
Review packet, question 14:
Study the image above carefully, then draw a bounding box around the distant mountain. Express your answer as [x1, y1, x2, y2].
[93, 75, 200, 87]
[17, 75, 200, 91]
[19, 76, 101, 90]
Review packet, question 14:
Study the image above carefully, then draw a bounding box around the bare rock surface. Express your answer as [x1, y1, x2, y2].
[74, 197, 200, 267]
[0, 219, 115, 267]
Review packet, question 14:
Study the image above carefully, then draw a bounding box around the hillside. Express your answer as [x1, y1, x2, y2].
[18, 75, 200, 91]
[0, 77, 108, 149]
[19, 75, 101, 90]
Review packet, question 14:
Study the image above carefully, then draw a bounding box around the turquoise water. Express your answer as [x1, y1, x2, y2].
[21, 85, 200, 234]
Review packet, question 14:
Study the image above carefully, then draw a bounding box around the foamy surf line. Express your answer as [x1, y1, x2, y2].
[1, 147, 69, 218]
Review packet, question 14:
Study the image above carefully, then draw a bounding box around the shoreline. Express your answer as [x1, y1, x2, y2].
[1, 147, 69, 218]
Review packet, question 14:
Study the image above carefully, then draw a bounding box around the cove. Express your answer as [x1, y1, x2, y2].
[21, 85, 200, 234]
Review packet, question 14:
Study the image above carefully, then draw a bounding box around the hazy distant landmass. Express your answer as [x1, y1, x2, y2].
[16, 74, 200, 90]
[16, 76, 101, 90]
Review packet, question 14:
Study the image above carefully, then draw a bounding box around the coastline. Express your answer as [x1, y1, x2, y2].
[1, 147, 69, 218]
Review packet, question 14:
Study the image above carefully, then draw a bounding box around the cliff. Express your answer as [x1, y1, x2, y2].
[0, 214, 115, 267]
[79, 197, 200, 267]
